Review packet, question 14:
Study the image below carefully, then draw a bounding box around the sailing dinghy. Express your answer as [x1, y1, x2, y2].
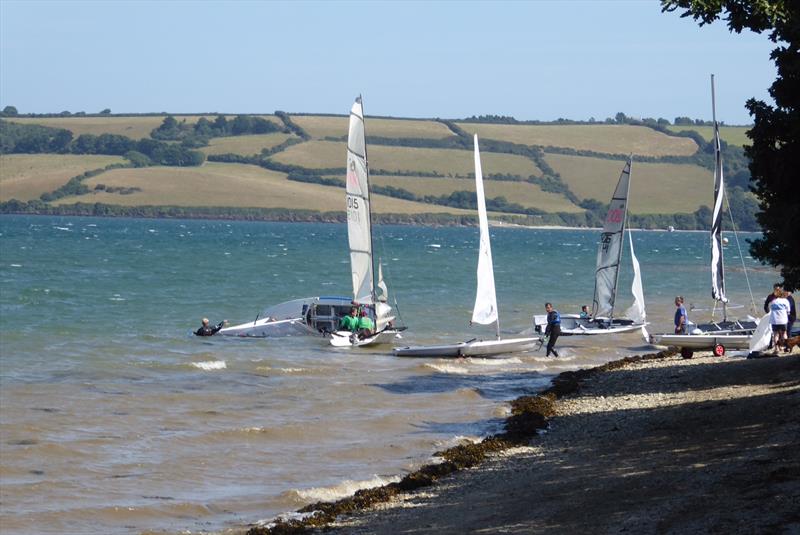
[394, 135, 538, 357]
[330, 97, 404, 348]
[533, 157, 647, 335]
[647, 75, 757, 357]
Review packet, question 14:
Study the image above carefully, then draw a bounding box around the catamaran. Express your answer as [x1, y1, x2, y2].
[646, 75, 757, 357]
[533, 157, 647, 335]
[329, 97, 403, 347]
[394, 135, 539, 357]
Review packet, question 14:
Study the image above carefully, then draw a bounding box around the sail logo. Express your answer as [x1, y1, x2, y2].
[606, 208, 624, 223]
[346, 159, 360, 190]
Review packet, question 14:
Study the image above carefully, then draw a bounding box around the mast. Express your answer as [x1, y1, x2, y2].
[610, 155, 632, 319]
[710, 74, 728, 320]
[361, 95, 377, 308]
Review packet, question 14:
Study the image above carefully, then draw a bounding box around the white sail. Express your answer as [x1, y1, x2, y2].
[346, 97, 374, 305]
[471, 135, 499, 327]
[592, 158, 631, 318]
[624, 230, 646, 324]
[710, 113, 727, 304]
[376, 261, 388, 302]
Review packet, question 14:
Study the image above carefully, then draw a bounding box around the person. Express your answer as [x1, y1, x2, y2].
[544, 302, 561, 357]
[785, 290, 796, 351]
[579, 305, 590, 319]
[764, 283, 782, 313]
[195, 318, 226, 336]
[674, 296, 687, 334]
[356, 310, 375, 338]
[768, 289, 791, 354]
[339, 308, 359, 331]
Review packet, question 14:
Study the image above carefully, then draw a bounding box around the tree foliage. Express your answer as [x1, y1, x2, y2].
[662, 0, 800, 288]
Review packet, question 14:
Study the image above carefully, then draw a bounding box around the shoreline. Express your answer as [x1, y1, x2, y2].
[243, 350, 799, 534]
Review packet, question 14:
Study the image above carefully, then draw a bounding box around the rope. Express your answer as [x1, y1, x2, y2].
[723, 187, 758, 316]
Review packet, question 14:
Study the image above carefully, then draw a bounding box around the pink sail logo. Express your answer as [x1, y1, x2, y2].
[606, 208, 623, 223]
[346, 159, 359, 190]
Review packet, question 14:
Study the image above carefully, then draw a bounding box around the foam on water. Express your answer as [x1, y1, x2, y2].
[291, 474, 401, 503]
[191, 360, 227, 371]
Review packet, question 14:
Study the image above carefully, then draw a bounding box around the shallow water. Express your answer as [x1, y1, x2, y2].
[0, 215, 776, 534]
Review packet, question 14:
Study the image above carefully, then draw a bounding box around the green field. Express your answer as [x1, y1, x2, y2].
[369, 175, 584, 213]
[53, 162, 476, 215]
[272, 140, 541, 177]
[666, 125, 751, 147]
[201, 133, 296, 156]
[544, 153, 713, 214]
[0, 154, 126, 201]
[8, 114, 283, 140]
[456, 123, 699, 157]
[291, 115, 455, 140]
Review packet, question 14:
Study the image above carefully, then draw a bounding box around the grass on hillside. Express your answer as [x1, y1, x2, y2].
[291, 115, 455, 139]
[201, 133, 296, 156]
[52, 162, 476, 215]
[272, 140, 541, 177]
[0, 154, 126, 201]
[544, 153, 712, 214]
[457, 123, 698, 157]
[8, 115, 283, 140]
[665, 125, 751, 148]
[368, 175, 584, 213]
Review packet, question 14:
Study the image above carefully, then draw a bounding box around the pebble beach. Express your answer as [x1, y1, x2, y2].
[254, 350, 799, 534]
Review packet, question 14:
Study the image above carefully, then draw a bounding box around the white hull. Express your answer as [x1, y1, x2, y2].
[533, 314, 644, 336]
[649, 333, 751, 350]
[329, 329, 401, 347]
[219, 296, 355, 338]
[393, 337, 539, 358]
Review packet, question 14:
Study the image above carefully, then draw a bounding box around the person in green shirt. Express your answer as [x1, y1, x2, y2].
[357, 310, 375, 337]
[339, 308, 359, 331]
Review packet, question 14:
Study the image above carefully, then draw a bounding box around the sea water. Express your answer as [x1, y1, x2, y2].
[0, 215, 777, 534]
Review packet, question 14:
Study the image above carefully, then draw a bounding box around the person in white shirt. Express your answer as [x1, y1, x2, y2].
[769, 289, 791, 353]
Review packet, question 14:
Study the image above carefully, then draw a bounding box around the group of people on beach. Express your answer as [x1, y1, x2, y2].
[765, 283, 796, 353]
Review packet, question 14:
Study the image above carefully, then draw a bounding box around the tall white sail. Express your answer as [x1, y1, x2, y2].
[624, 230, 646, 324]
[710, 77, 727, 305]
[591, 158, 631, 319]
[345, 97, 374, 305]
[471, 135, 499, 329]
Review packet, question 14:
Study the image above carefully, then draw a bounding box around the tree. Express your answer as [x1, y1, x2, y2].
[662, 0, 800, 289]
[2, 105, 18, 116]
[99, 108, 111, 115]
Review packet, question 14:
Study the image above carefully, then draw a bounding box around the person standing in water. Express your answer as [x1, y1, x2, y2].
[544, 302, 561, 357]
[195, 318, 226, 336]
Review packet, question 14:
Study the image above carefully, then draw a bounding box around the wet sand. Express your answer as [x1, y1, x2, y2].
[296, 351, 800, 534]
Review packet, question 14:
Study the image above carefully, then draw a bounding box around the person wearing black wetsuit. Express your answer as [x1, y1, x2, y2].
[195, 318, 225, 336]
[544, 302, 561, 357]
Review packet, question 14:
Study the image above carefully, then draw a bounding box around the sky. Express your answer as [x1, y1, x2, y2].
[0, 0, 778, 125]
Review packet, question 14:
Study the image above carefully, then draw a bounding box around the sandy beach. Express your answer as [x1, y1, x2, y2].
[250, 350, 799, 534]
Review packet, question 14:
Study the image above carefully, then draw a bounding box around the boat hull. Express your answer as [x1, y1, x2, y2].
[329, 329, 401, 347]
[393, 337, 539, 358]
[533, 314, 644, 336]
[650, 333, 751, 350]
[219, 296, 355, 338]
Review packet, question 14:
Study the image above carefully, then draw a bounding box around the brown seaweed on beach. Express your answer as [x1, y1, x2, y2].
[246, 349, 676, 535]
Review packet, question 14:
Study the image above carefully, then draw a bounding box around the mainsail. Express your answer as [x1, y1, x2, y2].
[471, 135, 499, 333]
[710, 75, 727, 305]
[346, 97, 374, 305]
[591, 158, 632, 319]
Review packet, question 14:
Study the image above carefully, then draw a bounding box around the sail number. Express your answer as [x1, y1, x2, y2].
[347, 194, 361, 222]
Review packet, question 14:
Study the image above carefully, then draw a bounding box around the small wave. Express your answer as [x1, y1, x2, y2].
[255, 511, 318, 529]
[54, 226, 71, 231]
[191, 360, 226, 371]
[466, 356, 523, 366]
[10, 264, 22, 267]
[427, 244, 441, 248]
[433, 435, 481, 450]
[424, 362, 470, 374]
[290, 474, 400, 503]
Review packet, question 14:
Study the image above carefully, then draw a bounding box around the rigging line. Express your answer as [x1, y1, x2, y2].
[722, 186, 758, 316]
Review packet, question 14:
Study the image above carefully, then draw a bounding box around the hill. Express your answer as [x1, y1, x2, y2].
[0, 112, 758, 230]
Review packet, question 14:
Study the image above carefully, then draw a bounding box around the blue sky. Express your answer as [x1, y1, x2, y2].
[0, 0, 777, 124]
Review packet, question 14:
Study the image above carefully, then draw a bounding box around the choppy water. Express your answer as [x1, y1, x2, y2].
[0, 215, 777, 534]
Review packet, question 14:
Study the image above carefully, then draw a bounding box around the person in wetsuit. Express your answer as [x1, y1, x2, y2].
[195, 318, 226, 336]
[544, 302, 561, 357]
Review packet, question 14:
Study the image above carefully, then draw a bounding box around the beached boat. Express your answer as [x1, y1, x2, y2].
[218, 296, 357, 337]
[329, 97, 404, 348]
[646, 75, 757, 357]
[533, 157, 647, 336]
[394, 135, 538, 358]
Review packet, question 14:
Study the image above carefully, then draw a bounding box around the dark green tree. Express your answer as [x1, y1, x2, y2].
[2, 105, 18, 116]
[663, 0, 799, 289]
